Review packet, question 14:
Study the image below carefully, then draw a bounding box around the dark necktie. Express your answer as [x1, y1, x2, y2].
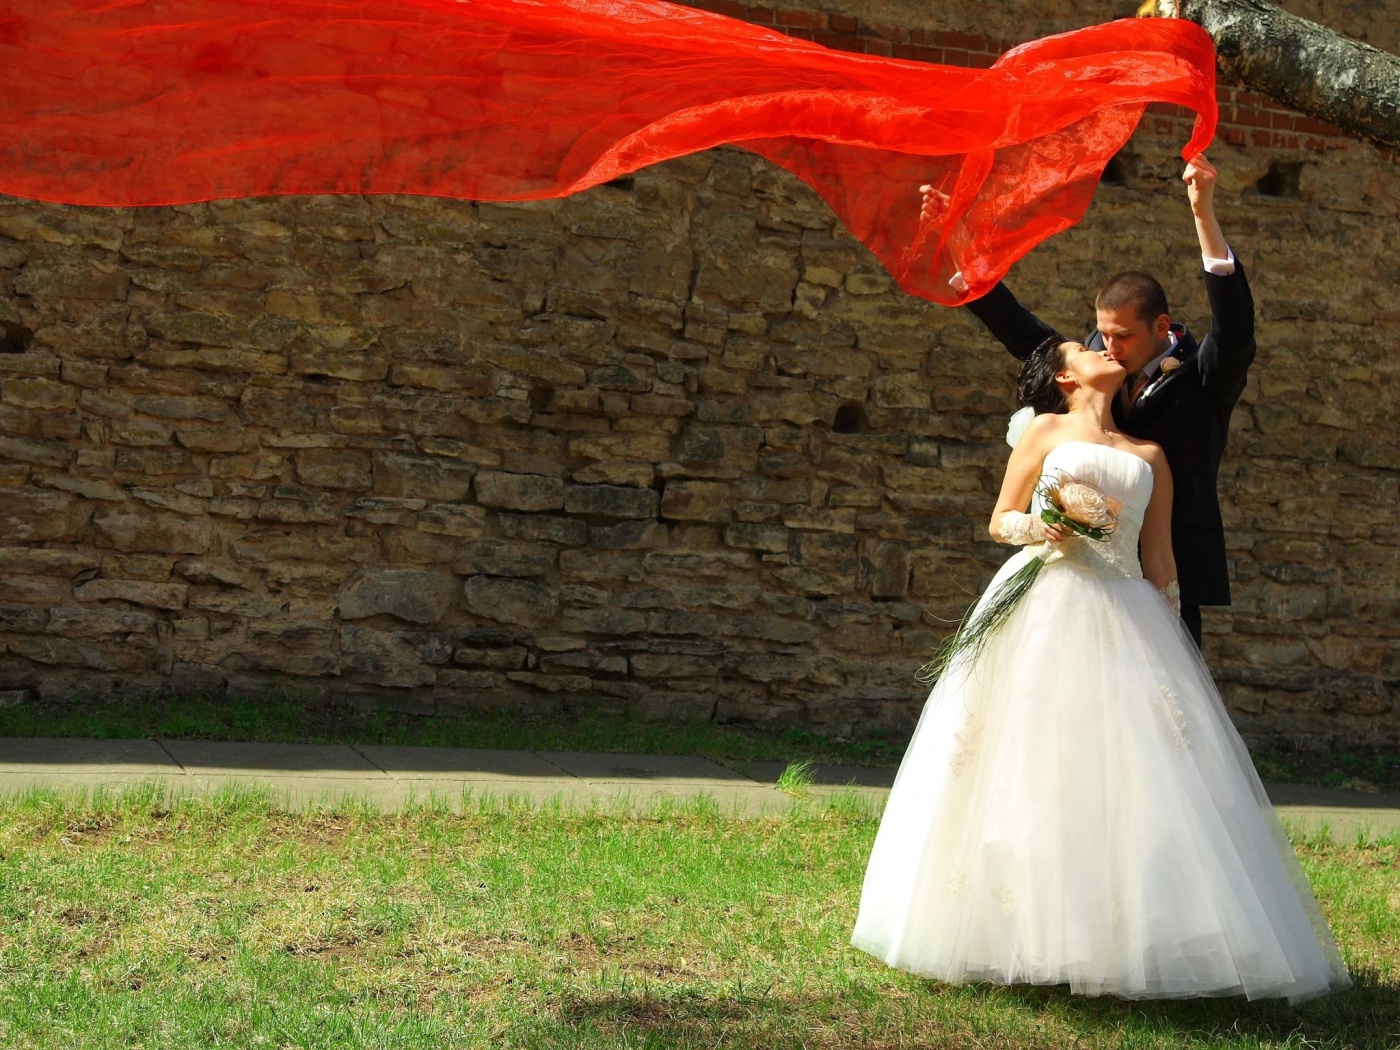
[1127, 370, 1152, 409]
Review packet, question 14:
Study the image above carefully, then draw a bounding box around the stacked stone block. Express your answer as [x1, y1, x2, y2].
[0, 152, 1029, 738]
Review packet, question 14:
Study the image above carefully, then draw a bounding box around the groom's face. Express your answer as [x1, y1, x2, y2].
[1095, 306, 1171, 375]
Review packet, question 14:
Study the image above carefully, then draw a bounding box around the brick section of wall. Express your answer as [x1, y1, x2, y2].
[1148, 89, 1357, 156]
[688, 0, 1001, 64]
[688, 0, 1363, 155]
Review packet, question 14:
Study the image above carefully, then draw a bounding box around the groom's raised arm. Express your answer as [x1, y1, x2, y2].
[918, 183, 1064, 361]
[962, 282, 1065, 362]
[1198, 266, 1255, 407]
[1184, 155, 1256, 407]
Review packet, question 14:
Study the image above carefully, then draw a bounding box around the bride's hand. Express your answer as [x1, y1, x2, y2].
[1042, 521, 1077, 543]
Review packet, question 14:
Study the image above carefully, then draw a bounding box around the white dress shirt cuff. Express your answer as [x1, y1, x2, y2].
[1201, 247, 1236, 276]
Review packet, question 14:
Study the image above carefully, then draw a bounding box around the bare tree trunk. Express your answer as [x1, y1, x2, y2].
[1140, 0, 1400, 153]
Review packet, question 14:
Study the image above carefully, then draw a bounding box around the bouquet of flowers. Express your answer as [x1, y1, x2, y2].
[1036, 471, 1122, 540]
[918, 472, 1121, 684]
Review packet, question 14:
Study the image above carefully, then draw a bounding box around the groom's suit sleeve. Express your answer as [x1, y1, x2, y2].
[962, 281, 1065, 361]
[1196, 263, 1256, 411]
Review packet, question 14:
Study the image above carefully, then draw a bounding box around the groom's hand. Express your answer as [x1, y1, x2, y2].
[1183, 153, 1217, 216]
[918, 183, 949, 225]
[919, 184, 971, 295]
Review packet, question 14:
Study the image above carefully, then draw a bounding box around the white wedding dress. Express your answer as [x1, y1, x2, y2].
[852, 441, 1351, 1003]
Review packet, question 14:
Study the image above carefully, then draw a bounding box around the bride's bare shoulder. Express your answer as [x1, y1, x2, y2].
[1009, 412, 1077, 460]
[1121, 433, 1166, 466]
[1021, 412, 1072, 442]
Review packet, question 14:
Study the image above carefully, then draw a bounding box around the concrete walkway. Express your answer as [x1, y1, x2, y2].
[0, 738, 1397, 839]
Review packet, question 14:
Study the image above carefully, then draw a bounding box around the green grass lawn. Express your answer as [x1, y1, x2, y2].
[0, 785, 1395, 1049]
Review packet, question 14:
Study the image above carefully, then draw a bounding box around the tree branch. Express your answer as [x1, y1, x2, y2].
[1140, 0, 1400, 153]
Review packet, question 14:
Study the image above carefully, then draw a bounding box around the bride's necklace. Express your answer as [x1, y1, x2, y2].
[1070, 411, 1117, 441]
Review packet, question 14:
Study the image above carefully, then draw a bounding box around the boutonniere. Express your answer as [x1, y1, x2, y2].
[1137, 355, 1183, 405]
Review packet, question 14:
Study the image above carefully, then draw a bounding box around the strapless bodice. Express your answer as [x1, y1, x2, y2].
[1032, 441, 1154, 580]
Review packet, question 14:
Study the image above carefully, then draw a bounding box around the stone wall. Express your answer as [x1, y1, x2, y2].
[0, 0, 1396, 748]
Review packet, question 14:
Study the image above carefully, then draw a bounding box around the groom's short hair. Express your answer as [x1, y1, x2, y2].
[1096, 272, 1169, 324]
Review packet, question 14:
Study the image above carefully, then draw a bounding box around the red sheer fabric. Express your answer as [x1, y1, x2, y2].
[0, 1, 1215, 303]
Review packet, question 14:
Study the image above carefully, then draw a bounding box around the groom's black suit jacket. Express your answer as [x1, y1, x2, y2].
[965, 266, 1256, 608]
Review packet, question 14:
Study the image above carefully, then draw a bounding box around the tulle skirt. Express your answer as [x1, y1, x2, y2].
[852, 553, 1351, 1003]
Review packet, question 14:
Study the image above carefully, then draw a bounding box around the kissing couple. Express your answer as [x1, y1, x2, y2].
[852, 155, 1352, 1004]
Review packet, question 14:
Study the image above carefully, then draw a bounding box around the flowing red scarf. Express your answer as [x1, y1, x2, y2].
[0, 1, 1215, 303]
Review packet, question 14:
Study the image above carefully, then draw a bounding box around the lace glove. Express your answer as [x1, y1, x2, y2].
[997, 511, 1046, 546]
[1158, 580, 1181, 618]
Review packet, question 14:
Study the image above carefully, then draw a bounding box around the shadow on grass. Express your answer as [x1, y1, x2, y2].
[2, 692, 1397, 792]
[548, 988, 868, 1050]
[1003, 965, 1400, 1049]
[0, 692, 907, 768]
[541, 968, 1400, 1050]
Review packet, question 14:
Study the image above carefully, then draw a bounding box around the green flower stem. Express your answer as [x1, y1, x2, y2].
[917, 555, 1045, 685]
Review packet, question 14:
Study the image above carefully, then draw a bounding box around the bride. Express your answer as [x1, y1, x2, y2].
[851, 336, 1351, 1003]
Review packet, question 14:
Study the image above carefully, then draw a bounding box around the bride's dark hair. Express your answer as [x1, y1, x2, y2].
[1017, 335, 1069, 414]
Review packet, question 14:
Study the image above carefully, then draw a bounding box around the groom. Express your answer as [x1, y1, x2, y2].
[955, 155, 1255, 647]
